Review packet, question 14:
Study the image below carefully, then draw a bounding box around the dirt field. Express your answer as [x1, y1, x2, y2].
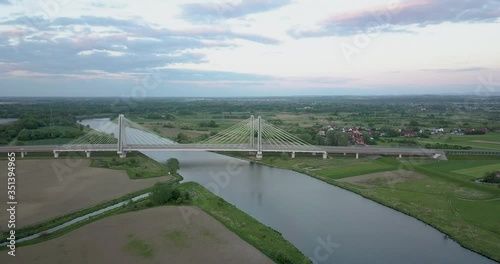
[0, 159, 171, 229]
[338, 169, 426, 187]
[1, 206, 274, 264]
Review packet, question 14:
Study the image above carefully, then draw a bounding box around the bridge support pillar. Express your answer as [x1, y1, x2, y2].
[291, 152, 295, 159]
[399, 154, 402, 159]
[21, 152, 25, 158]
[54, 152, 59, 158]
[356, 153, 359, 159]
[256, 116, 262, 159]
[86, 151, 91, 158]
[312, 152, 316, 156]
[323, 152, 328, 159]
[118, 152, 127, 159]
[344, 153, 346, 156]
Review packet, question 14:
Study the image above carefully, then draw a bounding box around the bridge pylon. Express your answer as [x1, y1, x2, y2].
[256, 116, 263, 159]
[250, 115, 255, 147]
[117, 114, 127, 158]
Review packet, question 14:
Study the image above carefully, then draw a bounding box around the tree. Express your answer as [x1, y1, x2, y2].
[150, 182, 173, 205]
[409, 120, 419, 127]
[326, 130, 349, 146]
[176, 133, 189, 143]
[166, 158, 180, 173]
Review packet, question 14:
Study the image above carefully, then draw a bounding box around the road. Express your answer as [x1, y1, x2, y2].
[0, 144, 445, 156]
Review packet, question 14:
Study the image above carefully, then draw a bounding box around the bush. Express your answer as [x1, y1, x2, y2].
[149, 183, 190, 205]
[166, 158, 180, 173]
[482, 172, 500, 183]
[272, 251, 293, 264]
[150, 183, 173, 205]
[183, 191, 191, 201]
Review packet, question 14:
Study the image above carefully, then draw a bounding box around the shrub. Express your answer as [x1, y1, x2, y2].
[272, 251, 293, 264]
[166, 158, 180, 173]
[482, 172, 500, 183]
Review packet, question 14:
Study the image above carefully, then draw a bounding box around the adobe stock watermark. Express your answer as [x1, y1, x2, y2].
[309, 234, 341, 264]
[212, 0, 238, 22]
[340, 0, 401, 64]
[475, 73, 499, 97]
[179, 158, 244, 224]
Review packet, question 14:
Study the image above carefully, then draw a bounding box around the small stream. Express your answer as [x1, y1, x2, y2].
[0, 193, 149, 247]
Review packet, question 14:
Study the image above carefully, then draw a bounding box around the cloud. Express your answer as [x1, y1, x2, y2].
[180, 0, 291, 23]
[0, 0, 11, 5]
[289, 0, 500, 38]
[0, 15, 280, 78]
[0, 15, 280, 44]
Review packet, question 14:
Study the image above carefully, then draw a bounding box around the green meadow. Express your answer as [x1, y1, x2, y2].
[243, 153, 500, 262]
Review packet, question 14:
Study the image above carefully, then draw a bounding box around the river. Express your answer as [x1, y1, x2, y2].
[83, 119, 496, 264]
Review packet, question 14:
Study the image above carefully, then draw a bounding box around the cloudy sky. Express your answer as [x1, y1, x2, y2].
[0, 0, 499, 97]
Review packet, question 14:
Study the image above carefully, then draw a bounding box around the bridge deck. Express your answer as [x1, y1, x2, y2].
[2, 144, 499, 157]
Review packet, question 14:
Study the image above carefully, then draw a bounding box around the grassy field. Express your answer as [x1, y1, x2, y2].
[453, 164, 500, 179]
[265, 154, 396, 179]
[241, 154, 500, 262]
[178, 182, 311, 264]
[90, 151, 168, 179]
[418, 133, 500, 150]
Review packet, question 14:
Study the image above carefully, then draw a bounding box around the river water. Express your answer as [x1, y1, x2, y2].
[0, 118, 18, 125]
[84, 119, 496, 264]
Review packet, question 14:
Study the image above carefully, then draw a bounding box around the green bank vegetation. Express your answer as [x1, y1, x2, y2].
[237, 152, 500, 262]
[178, 182, 311, 264]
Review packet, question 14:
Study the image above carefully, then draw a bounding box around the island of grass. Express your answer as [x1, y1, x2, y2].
[227, 152, 500, 263]
[90, 151, 168, 179]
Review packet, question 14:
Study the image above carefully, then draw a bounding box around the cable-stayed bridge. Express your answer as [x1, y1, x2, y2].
[0, 115, 463, 160]
[53, 115, 328, 158]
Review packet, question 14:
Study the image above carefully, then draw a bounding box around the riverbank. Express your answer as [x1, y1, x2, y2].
[0, 206, 276, 264]
[226, 152, 500, 263]
[1, 154, 310, 263]
[178, 182, 311, 264]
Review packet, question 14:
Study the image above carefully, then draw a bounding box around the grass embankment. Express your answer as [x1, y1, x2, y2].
[231, 152, 500, 262]
[178, 182, 311, 264]
[90, 151, 168, 179]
